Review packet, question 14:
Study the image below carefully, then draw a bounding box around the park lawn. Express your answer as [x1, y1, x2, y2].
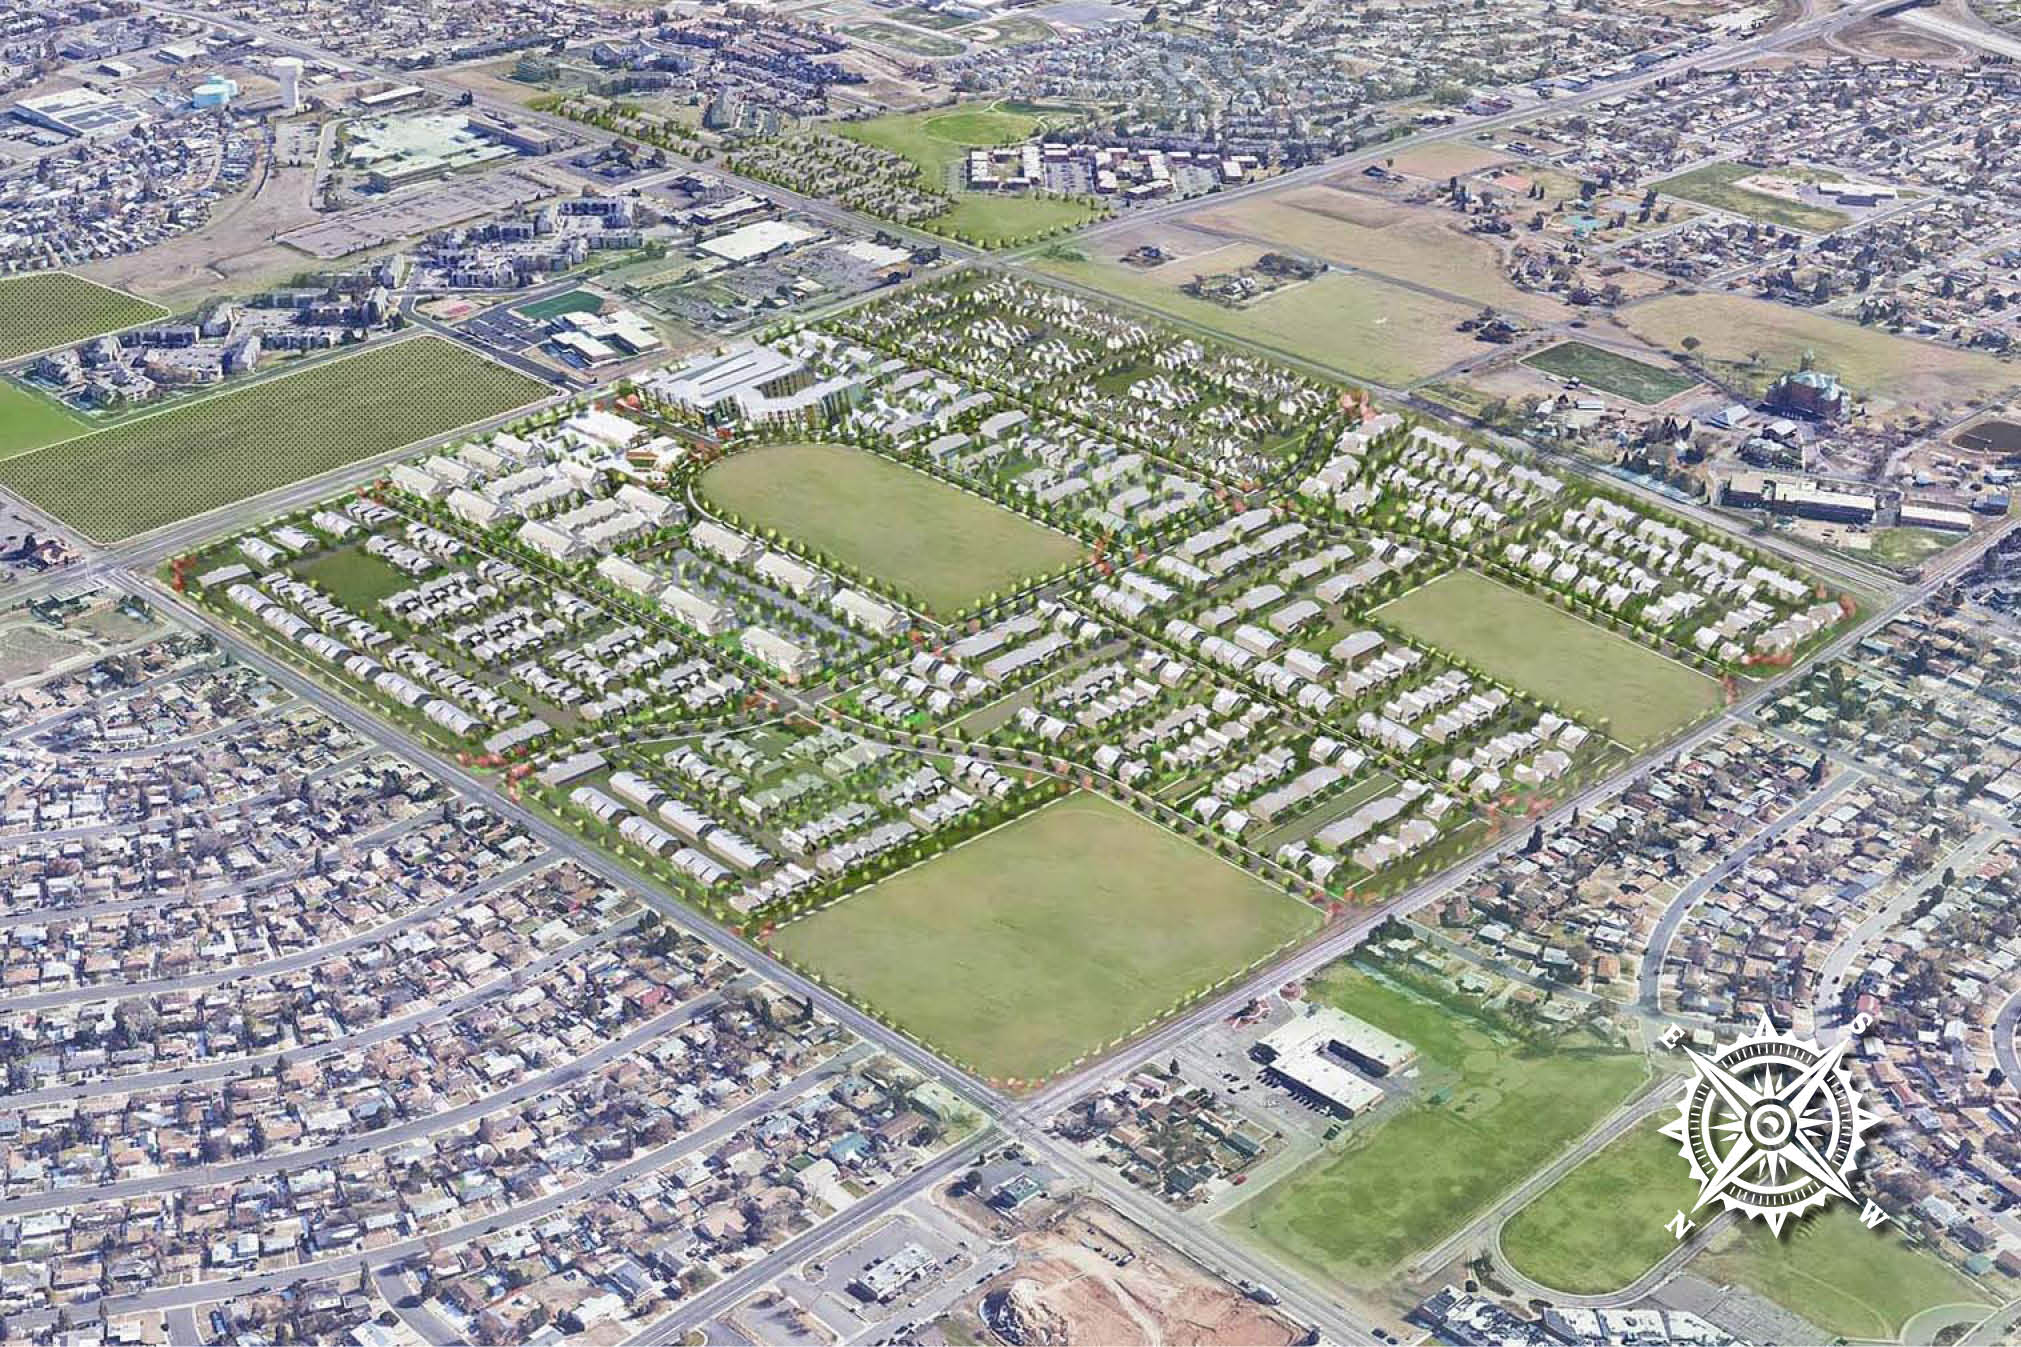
[0, 337, 547, 542]
[1619, 294, 2016, 409]
[770, 793, 1320, 1083]
[1035, 250, 1480, 387]
[933, 193, 1105, 246]
[0, 379, 87, 459]
[0, 273, 167, 361]
[1652, 162, 1850, 234]
[1501, 1121, 1690, 1294]
[1697, 1206, 1990, 1341]
[1223, 967, 1647, 1288]
[1522, 341, 1699, 405]
[295, 544, 418, 608]
[1870, 527, 1960, 569]
[1376, 569, 1724, 747]
[698, 442, 1084, 615]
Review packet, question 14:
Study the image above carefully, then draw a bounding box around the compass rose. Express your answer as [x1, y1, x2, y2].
[1659, 1015, 1882, 1236]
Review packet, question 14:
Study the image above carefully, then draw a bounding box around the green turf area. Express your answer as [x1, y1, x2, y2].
[1522, 342, 1698, 405]
[0, 379, 87, 459]
[513, 288, 603, 321]
[1698, 1206, 1990, 1341]
[841, 21, 965, 55]
[1501, 1121, 1689, 1294]
[1376, 569, 1724, 747]
[1652, 163, 1851, 234]
[295, 544, 417, 607]
[1223, 967, 1647, 1287]
[698, 442, 1085, 615]
[836, 100, 1103, 246]
[1870, 527, 1959, 569]
[0, 273, 168, 361]
[0, 338, 547, 542]
[770, 794, 1320, 1081]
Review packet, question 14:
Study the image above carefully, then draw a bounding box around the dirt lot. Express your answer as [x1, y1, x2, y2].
[968, 1201, 1301, 1346]
[82, 141, 323, 307]
[1183, 184, 1573, 322]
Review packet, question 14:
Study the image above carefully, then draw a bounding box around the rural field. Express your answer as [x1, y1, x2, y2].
[1696, 1207, 1990, 1341]
[1376, 568, 1724, 746]
[1618, 293, 2017, 409]
[1185, 186, 1570, 322]
[1500, 1121, 1687, 1294]
[1523, 341, 1699, 405]
[0, 379, 87, 459]
[1223, 966, 1647, 1288]
[769, 793, 1320, 1082]
[0, 337, 547, 542]
[1035, 248, 1481, 387]
[699, 442, 1084, 614]
[837, 100, 1103, 245]
[0, 273, 167, 361]
[1651, 162, 1851, 234]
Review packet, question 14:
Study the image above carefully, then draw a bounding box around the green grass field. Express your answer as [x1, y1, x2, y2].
[770, 794, 1320, 1082]
[0, 273, 167, 361]
[1523, 342, 1699, 405]
[0, 379, 87, 459]
[0, 338, 547, 542]
[1698, 1207, 1990, 1341]
[1871, 527, 1960, 569]
[842, 21, 965, 55]
[295, 544, 417, 607]
[836, 101, 1103, 246]
[1223, 967, 1647, 1287]
[1501, 1121, 1689, 1294]
[699, 442, 1084, 615]
[1376, 569, 1724, 746]
[514, 288, 603, 321]
[1652, 163, 1850, 234]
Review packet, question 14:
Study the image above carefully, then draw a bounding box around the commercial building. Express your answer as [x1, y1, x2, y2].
[1720, 471, 1878, 524]
[1253, 1003, 1417, 1116]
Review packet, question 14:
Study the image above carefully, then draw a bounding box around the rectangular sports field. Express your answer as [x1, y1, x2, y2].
[698, 442, 1084, 615]
[1522, 341, 1699, 405]
[1376, 569, 1723, 747]
[769, 793, 1320, 1082]
[1221, 967, 1646, 1288]
[0, 337, 547, 542]
[0, 273, 167, 361]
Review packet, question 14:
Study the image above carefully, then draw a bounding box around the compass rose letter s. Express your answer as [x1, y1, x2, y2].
[1658, 1015, 1882, 1236]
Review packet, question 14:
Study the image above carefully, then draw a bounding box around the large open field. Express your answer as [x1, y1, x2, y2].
[1696, 1207, 1990, 1341]
[0, 273, 167, 361]
[1222, 967, 1647, 1288]
[698, 442, 1084, 615]
[1522, 341, 1699, 405]
[769, 793, 1319, 1082]
[0, 379, 87, 459]
[1185, 187, 1569, 322]
[1651, 162, 1851, 234]
[1619, 293, 2017, 410]
[1500, 1121, 1688, 1294]
[0, 337, 547, 542]
[836, 100, 1103, 246]
[1035, 248, 1481, 388]
[1376, 569, 1725, 747]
